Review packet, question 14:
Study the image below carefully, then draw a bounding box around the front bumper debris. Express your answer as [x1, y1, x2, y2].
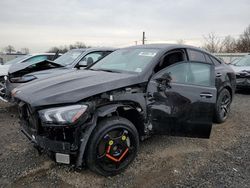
[20, 123, 72, 153]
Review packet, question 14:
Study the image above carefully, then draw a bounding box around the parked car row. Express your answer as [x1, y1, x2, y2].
[1, 44, 236, 176]
[0, 53, 60, 101]
[230, 54, 250, 89]
[0, 48, 115, 101]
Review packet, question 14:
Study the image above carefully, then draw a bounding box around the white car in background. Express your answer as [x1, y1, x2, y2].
[0, 53, 58, 100]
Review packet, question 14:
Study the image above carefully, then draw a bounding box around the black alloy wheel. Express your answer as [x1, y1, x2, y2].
[0, 77, 6, 98]
[86, 116, 139, 176]
[215, 89, 231, 123]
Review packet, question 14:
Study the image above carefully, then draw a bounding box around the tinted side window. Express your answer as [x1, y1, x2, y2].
[187, 49, 206, 62]
[79, 52, 104, 66]
[24, 55, 48, 63]
[161, 62, 211, 87]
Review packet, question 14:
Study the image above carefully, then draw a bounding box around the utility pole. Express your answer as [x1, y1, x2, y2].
[142, 31, 146, 45]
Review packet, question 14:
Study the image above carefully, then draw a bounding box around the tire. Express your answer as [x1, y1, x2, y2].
[0, 76, 6, 98]
[214, 89, 232, 123]
[86, 116, 139, 176]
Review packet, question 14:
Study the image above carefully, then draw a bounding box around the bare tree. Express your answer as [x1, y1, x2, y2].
[48, 42, 91, 53]
[48, 46, 68, 53]
[221, 35, 236, 53]
[203, 33, 223, 53]
[235, 25, 250, 52]
[21, 48, 30, 54]
[4, 45, 15, 54]
[69, 42, 87, 49]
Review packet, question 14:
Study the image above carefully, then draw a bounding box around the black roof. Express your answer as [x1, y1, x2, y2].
[126, 43, 208, 53]
[70, 47, 117, 52]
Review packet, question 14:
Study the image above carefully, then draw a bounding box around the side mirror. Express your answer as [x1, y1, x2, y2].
[77, 57, 94, 69]
[76, 59, 89, 69]
[78, 60, 87, 67]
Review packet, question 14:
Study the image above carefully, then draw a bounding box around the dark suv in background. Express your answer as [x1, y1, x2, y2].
[13, 44, 236, 176]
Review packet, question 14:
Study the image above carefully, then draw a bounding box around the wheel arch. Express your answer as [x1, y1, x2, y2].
[218, 84, 233, 100]
[76, 102, 146, 168]
[96, 103, 146, 136]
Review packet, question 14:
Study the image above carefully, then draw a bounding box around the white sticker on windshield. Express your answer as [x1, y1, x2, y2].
[135, 68, 142, 72]
[138, 52, 157, 57]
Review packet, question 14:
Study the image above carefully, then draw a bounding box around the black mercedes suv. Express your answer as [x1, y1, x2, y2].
[13, 44, 236, 176]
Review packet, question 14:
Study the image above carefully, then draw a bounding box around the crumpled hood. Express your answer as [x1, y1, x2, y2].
[230, 65, 250, 73]
[8, 60, 62, 75]
[14, 70, 140, 107]
[0, 64, 11, 76]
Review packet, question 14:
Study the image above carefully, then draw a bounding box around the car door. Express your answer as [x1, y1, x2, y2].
[147, 61, 217, 138]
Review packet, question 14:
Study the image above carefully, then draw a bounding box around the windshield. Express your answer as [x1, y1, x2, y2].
[5, 55, 31, 65]
[54, 50, 83, 66]
[90, 48, 159, 73]
[234, 55, 250, 66]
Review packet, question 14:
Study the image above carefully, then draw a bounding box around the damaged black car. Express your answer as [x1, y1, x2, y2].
[13, 44, 236, 176]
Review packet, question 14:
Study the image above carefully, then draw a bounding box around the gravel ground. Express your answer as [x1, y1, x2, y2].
[0, 91, 250, 188]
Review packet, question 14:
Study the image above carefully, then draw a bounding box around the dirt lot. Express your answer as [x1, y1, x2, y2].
[0, 91, 250, 188]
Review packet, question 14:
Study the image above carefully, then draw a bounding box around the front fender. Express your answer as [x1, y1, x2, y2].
[76, 104, 127, 168]
[97, 104, 128, 117]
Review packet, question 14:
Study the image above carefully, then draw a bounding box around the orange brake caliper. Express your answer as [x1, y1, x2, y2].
[105, 139, 129, 162]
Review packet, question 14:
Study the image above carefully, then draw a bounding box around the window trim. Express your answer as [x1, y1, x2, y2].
[209, 55, 222, 65]
[76, 51, 106, 67]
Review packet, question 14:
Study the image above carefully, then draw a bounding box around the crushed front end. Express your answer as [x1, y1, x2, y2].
[18, 101, 95, 167]
[236, 71, 250, 88]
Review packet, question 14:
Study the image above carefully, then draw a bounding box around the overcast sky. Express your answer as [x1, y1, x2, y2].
[0, 0, 249, 53]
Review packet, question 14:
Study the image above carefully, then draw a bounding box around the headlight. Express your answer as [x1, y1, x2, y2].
[10, 75, 37, 83]
[39, 105, 88, 125]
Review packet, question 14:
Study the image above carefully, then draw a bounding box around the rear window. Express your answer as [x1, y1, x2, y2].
[187, 49, 206, 62]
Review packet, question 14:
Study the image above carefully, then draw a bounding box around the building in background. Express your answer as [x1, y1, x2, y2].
[0, 53, 27, 64]
[214, 53, 249, 64]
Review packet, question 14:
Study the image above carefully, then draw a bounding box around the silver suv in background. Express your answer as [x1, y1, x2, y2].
[4, 48, 115, 101]
[230, 54, 250, 89]
[0, 53, 59, 101]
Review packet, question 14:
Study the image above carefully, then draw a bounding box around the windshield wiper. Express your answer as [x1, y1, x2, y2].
[89, 68, 121, 73]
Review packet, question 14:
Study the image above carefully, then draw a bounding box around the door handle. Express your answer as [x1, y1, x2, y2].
[216, 73, 222, 77]
[200, 93, 213, 98]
